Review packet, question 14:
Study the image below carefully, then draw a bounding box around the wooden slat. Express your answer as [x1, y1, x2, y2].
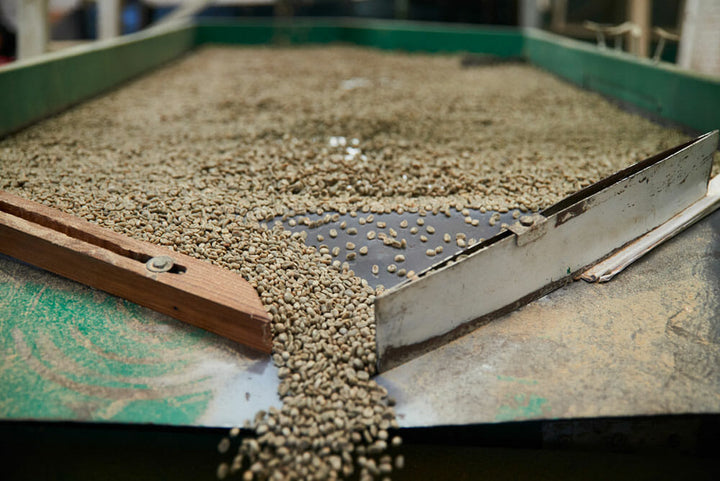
[0, 191, 272, 353]
[628, 0, 652, 57]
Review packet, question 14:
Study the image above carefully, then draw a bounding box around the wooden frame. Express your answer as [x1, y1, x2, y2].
[0, 191, 272, 353]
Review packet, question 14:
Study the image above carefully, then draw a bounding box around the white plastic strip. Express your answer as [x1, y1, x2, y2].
[581, 174, 720, 283]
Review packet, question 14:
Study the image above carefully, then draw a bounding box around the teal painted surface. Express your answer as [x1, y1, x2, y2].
[0, 25, 195, 137]
[495, 394, 549, 422]
[0, 276, 214, 424]
[195, 18, 524, 57]
[195, 19, 341, 45]
[496, 375, 539, 386]
[0, 254, 280, 426]
[525, 29, 720, 134]
[3, 19, 716, 139]
[494, 377, 548, 422]
[339, 20, 523, 56]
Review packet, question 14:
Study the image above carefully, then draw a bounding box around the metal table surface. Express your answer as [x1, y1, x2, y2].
[377, 208, 720, 426]
[1, 209, 719, 428]
[0, 253, 279, 427]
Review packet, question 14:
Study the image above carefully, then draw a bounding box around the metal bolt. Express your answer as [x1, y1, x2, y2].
[519, 215, 535, 227]
[146, 256, 174, 273]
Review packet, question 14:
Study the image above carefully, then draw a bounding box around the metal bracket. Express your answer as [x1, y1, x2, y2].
[507, 214, 548, 246]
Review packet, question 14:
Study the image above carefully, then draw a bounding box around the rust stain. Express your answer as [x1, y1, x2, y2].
[555, 201, 589, 227]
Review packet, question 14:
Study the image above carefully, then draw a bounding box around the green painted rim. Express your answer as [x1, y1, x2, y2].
[1, 18, 718, 138]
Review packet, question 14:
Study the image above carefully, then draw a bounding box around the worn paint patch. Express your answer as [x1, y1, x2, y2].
[0, 258, 268, 426]
[496, 375, 539, 386]
[495, 393, 549, 422]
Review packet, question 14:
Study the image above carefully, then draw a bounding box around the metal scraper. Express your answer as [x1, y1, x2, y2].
[375, 130, 720, 372]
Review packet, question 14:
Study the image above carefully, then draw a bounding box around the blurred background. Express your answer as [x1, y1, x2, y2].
[3, 1, 716, 69]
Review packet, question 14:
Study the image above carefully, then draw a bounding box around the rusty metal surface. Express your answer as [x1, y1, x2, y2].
[376, 208, 720, 426]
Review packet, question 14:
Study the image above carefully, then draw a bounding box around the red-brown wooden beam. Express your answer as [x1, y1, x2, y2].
[0, 191, 272, 353]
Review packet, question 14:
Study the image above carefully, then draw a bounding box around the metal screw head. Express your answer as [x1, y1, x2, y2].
[146, 256, 174, 273]
[519, 215, 535, 227]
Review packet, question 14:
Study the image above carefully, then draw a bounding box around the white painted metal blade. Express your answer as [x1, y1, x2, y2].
[375, 131, 719, 372]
